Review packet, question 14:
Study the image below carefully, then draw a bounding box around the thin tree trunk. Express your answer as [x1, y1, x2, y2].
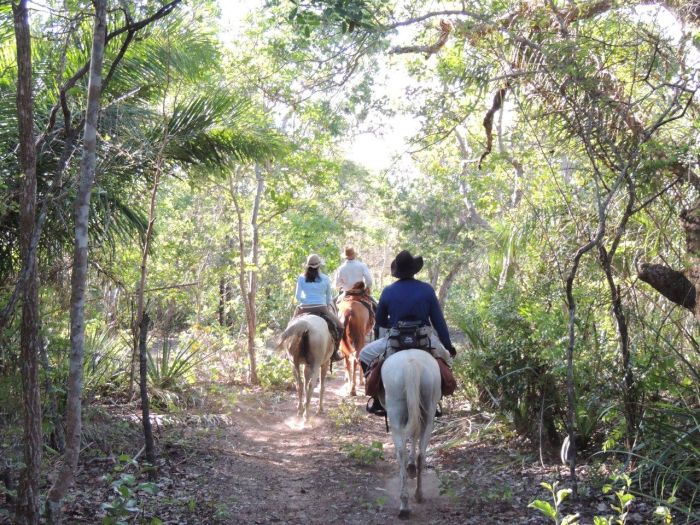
[129, 163, 162, 397]
[138, 312, 157, 476]
[597, 175, 638, 449]
[46, 2, 107, 522]
[229, 170, 260, 385]
[247, 165, 264, 376]
[599, 244, 637, 447]
[437, 260, 464, 308]
[13, 1, 41, 522]
[218, 277, 226, 326]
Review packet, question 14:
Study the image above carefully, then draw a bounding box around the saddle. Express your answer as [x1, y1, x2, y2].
[364, 352, 456, 398]
[339, 283, 376, 325]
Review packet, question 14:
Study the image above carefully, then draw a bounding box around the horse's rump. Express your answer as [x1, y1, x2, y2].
[280, 315, 328, 366]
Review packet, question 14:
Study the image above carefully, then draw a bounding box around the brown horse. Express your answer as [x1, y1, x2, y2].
[337, 288, 374, 396]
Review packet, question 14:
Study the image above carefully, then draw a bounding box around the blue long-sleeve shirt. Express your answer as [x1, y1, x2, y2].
[295, 273, 332, 305]
[376, 278, 452, 349]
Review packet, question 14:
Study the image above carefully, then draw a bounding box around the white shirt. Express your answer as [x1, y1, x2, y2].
[335, 258, 373, 291]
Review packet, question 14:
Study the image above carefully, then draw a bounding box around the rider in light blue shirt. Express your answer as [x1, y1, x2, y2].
[292, 253, 343, 362]
[295, 273, 333, 306]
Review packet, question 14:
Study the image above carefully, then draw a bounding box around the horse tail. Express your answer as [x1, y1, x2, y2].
[282, 321, 311, 363]
[341, 311, 353, 351]
[403, 360, 423, 440]
[299, 329, 310, 362]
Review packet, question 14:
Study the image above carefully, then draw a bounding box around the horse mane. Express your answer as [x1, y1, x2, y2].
[348, 282, 365, 293]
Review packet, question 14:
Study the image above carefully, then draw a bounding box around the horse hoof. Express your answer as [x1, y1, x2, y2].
[350, 390, 357, 397]
[398, 509, 410, 520]
[407, 463, 417, 479]
[415, 493, 424, 503]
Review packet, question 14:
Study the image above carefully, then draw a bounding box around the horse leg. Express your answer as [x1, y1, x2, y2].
[344, 356, 356, 396]
[303, 365, 317, 421]
[293, 365, 304, 417]
[414, 412, 435, 503]
[391, 429, 411, 519]
[317, 361, 329, 415]
[407, 438, 417, 479]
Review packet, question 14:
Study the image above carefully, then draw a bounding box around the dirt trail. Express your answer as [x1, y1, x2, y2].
[190, 370, 459, 524]
[44, 367, 556, 524]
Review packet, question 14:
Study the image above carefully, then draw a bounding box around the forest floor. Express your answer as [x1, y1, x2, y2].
[1, 369, 660, 524]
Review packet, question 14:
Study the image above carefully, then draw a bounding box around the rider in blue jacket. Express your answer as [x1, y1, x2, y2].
[359, 250, 457, 414]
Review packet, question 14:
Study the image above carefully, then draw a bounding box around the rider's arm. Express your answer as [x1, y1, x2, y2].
[334, 268, 343, 290]
[362, 263, 373, 290]
[324, 275, 333, 305]
[375, 290, 389, 328]
[428, 288, 454, 352]
[294, 276, 303, 303]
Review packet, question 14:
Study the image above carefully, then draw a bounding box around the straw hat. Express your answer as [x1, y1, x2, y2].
[304, 253, 322, 268]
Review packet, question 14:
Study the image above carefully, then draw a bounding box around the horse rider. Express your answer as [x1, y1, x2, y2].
[293, 253, 344, 362]
[335, 246, 375, 303]
[359, 250, 457, 415]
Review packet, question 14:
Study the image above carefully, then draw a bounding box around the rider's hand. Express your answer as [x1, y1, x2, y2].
[447, 344, 457, 357]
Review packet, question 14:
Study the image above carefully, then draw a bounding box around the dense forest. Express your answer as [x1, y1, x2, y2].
[0, 0, 698, 523]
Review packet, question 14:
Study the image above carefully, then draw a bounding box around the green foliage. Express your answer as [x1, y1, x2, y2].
[100, 455, 161, 525]
[341, 440, 384, 465]
[256, 351, 295, 390]
[328, 398, 363, 428]
[528, 481, 579, 525]
[83, 327, 131, 400]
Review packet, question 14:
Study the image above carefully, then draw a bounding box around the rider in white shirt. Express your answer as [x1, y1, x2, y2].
[335, 246, 373, 295]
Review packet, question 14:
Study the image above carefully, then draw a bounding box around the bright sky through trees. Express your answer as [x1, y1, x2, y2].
[217, 0, 418, 174]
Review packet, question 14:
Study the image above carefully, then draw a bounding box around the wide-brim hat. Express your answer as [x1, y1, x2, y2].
[344, 246, 356, 259]
[305, 253, 322, 269]
[390, 250, 423, 279]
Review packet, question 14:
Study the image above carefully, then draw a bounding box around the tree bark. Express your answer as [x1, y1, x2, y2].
[46, 2, 107, 522]
[638, 200, 700, 320]
[138, 311, 157, 476]
[13, 1, 42, 522]
[229, 167, 262, 385]
[130, 159, 163, 397]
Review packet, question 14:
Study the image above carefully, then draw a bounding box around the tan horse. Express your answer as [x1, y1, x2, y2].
[337, 289, 374, 396]
[278, 314, 334, 420]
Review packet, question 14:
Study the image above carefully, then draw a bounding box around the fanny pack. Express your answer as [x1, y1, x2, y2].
[387, 320, 432, 351]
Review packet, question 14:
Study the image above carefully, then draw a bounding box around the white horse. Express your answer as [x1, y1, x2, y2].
[380, 349, 442, 519]
[278, 314, 334, 421]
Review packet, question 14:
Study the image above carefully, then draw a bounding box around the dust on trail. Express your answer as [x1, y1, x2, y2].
[52, 366, 552, 524]
[195, 369, 463, 525]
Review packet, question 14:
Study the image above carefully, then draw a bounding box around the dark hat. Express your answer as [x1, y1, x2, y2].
[390, 250, 423, 279]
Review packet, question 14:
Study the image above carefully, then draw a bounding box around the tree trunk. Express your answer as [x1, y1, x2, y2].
[638, 199, 699, 320]
[130, 162, 162, 397]
[138, 312, 157, 476]
[218, 277, 226, 326]
[437, 260, 464, 308]
[46, 2, 107, 521]
[13, 1, 42, 522]
[229, 168, 262, 385]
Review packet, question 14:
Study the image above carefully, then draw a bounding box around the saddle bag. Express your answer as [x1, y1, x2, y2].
[437, 358, 457, 396]
[364, 357, 384, 397]
[388, 320, 432, 351]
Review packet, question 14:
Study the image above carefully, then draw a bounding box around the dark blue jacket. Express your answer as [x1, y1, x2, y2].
[376, 278, 453, 349]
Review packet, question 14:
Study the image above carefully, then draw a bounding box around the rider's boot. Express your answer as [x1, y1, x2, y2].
[366, 397, 386, 416]
[331, 335, 343, 362]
